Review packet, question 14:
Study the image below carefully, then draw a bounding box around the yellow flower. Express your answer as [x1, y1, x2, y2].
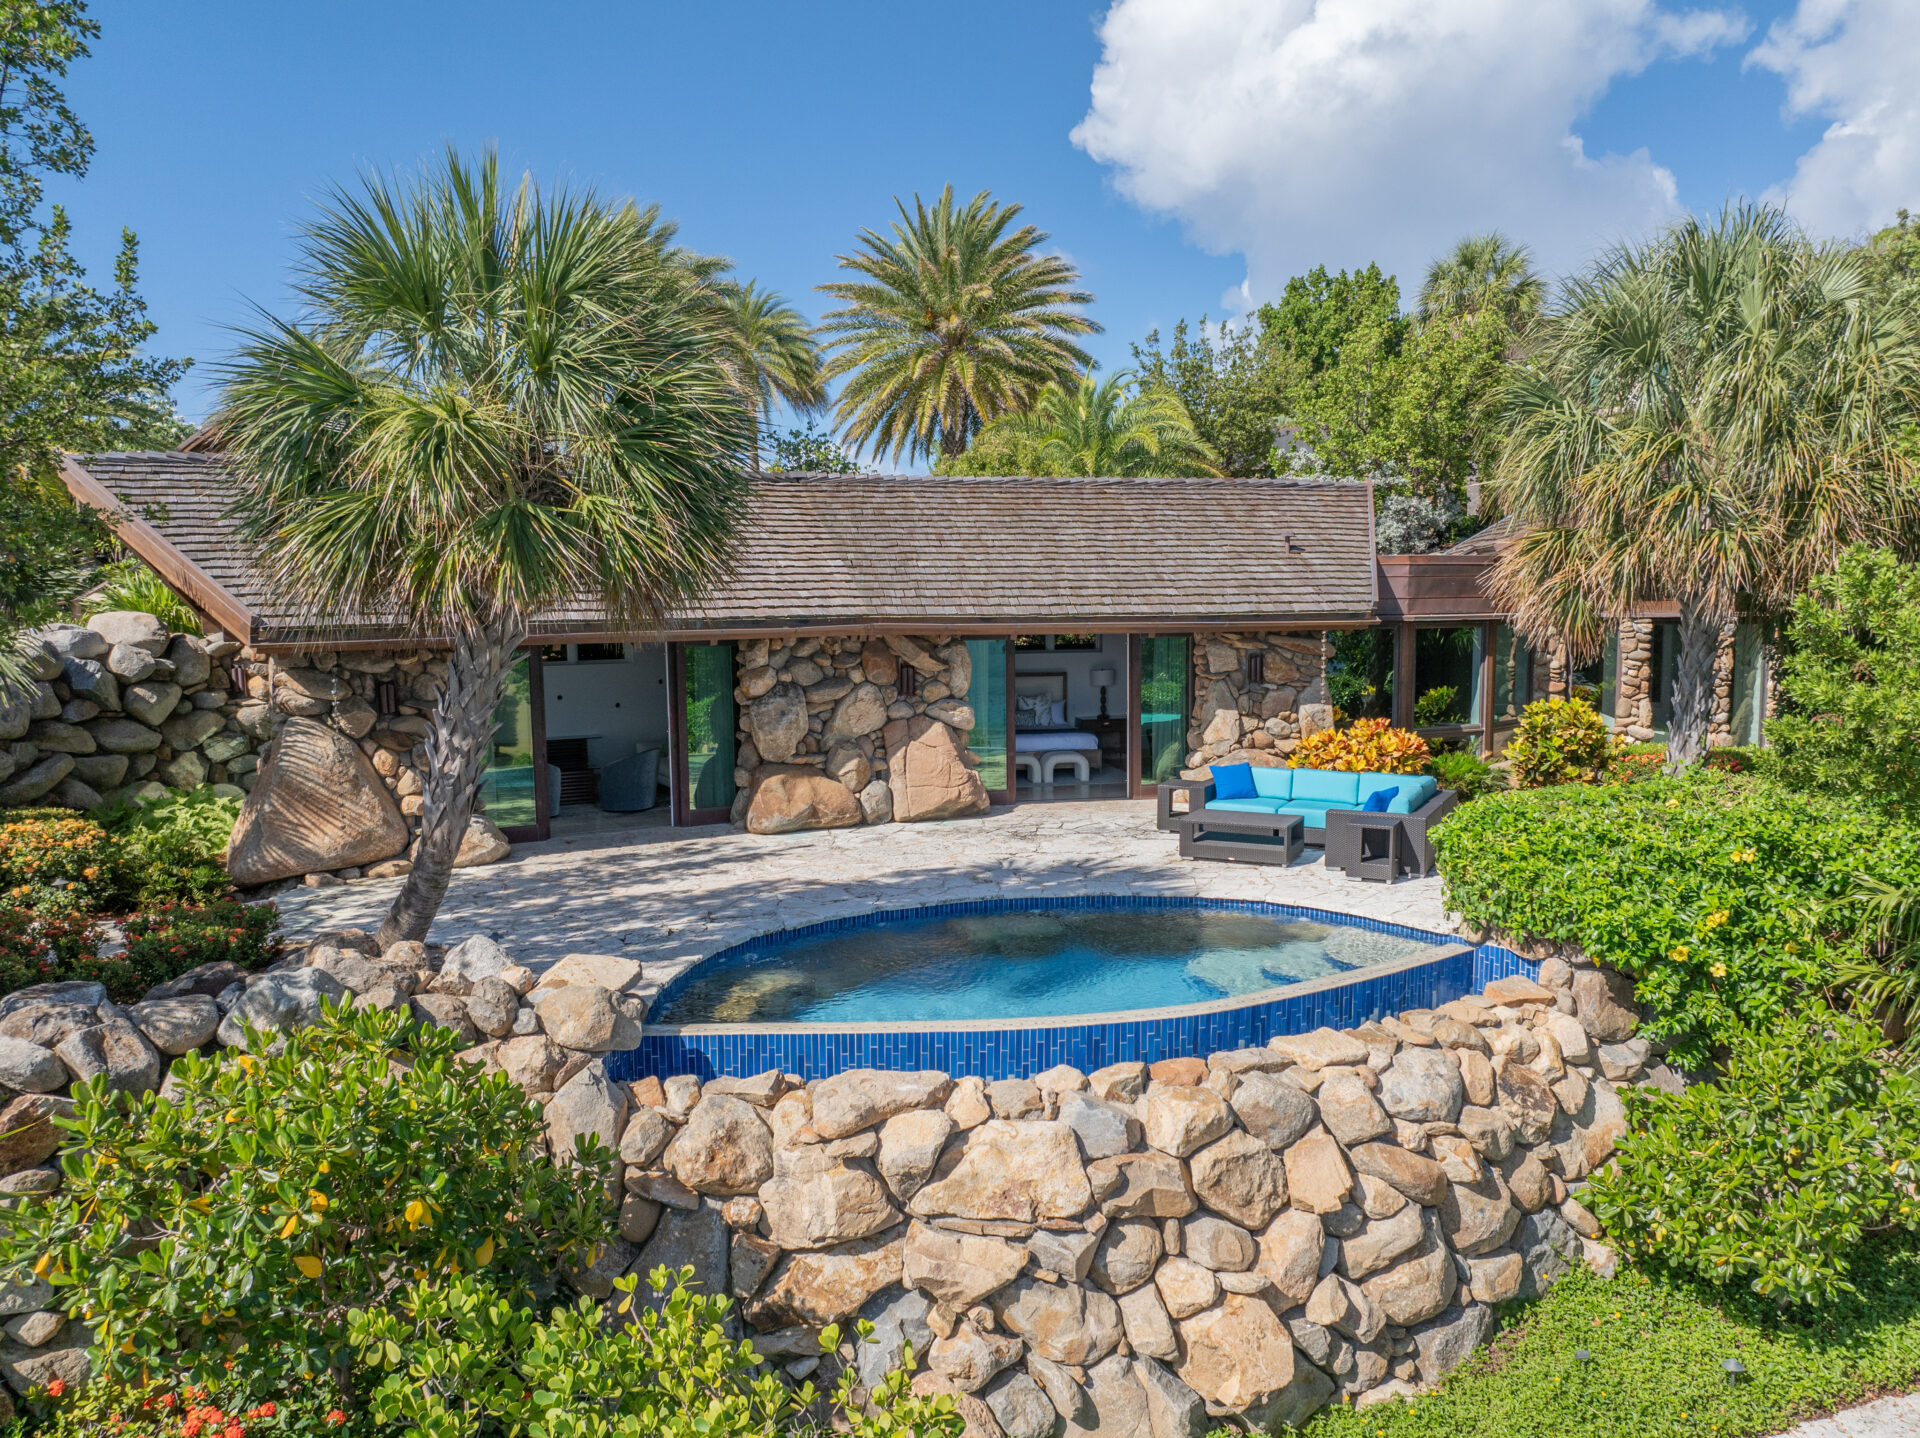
[1731, 848, 1757, 862]
[1703, 910, 1730, 929]
[1667, 945, 1690, 963]
[1710, 963, 1728, 978]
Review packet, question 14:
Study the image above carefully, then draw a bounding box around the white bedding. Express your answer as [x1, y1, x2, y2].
[1014, 731, 1100, 753]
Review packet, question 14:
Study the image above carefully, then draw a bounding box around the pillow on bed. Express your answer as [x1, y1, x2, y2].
[1052, 701, 1067, 726]
[1015, 694, 1049, 727]
[1211, 762, 1257, 799]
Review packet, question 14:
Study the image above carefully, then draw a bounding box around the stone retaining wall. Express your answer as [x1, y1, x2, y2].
[1184, 632, 1333, 773]
[734, 635, 989, 833]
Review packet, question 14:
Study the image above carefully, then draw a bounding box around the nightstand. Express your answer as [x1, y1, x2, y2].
[1075, 716, 1126, 769]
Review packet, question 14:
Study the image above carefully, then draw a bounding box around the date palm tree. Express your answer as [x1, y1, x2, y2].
[942, 371, 1218, 477]
[219, 150, 753, 948]
[712, 281, 826, 466]
[1418, 233, 1544, 328]
[1489, 203, 1920, 771]
[818, 185, 1098, 464]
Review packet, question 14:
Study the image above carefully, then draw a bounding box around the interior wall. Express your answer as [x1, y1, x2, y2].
[541, 642, 670, 770]
[1011, 635, 1131, 722]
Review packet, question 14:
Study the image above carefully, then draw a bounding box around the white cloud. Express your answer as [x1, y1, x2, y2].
[1071, 0, 1748, 305]
[1749, 0, 1920, 238]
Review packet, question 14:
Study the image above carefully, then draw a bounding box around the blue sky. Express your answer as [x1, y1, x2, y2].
[54, 1, 1916, 445]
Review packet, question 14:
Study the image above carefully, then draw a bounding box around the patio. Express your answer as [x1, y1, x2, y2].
[269, 799, 1455, 995]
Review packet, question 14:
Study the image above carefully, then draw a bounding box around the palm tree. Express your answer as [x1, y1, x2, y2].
[712, 281, 826, 466]
[1419, 233, 1544, 328]
[1489, 203, 1920, 771]
[943, 371, 1217, 477]
[220, 150, 753, 948]
[818, 186, 1098, 464]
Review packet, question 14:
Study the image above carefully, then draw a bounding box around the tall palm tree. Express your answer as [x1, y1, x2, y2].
[1489, 203, 1920, 771]
[1419, 233, 1544, 328]
[712, 280, 826, 466]
[944, 371, 1218, 477]
[220, 150, 753, 948]
[818, 186, 1098, 464]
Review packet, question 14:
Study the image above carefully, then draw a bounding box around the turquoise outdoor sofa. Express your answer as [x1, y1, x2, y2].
[1155, 765, 1459, 875]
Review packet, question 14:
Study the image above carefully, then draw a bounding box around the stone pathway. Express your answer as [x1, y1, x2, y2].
[1780, 1393, 1920, 1437]
[269, 800, 1455, 988]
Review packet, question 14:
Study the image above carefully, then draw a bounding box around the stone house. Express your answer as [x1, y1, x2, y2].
[55, 447, 1770, 871]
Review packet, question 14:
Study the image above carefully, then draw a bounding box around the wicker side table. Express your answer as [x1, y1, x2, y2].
[1328, 811, 1405, 882]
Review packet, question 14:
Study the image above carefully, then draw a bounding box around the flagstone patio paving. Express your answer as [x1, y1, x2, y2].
[268, 800, 1457, 993]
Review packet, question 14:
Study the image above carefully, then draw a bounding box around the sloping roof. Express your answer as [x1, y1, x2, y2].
[61, 451, 1380, 645]
[1440, 516, 1518, 557]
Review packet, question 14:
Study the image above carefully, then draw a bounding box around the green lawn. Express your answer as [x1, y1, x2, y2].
[1296, 1238, 1920, 1438]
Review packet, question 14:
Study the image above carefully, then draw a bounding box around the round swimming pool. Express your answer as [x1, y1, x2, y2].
[651, 900, 1451, 1026]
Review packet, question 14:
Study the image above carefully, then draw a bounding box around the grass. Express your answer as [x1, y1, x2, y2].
[1294, 1238, 1920, 1438]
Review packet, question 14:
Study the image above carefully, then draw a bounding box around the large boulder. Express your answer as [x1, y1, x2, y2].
[744, 766, 864, 835]
[450, 815, 511, 868]
[0, 1038, 66, 1094]
[908, 1120, 1091, 1223]
[1175, 1293, 1297, 1412]
[990, 1276, 1123, 1365]
[902, 1225, 1028, 1308]
[629, 1200, 730, 1314]
[883, 716, 988, 823]
[749, 1230, 906, 1330]
[1379, 1047, 1465, 1123]
[665, 1094, 775, 1196]
[226, 718, 409, 884]
[812, 1069, 953, 1139]
[823, 683, 890, 744]
[216, 969, 349, 1047]
[532, 985, 643, 1052]
[743, 684, 807, 763]
[54, 1018, 161, 1096]
[87, 611, 170, 654]
[1187, 1129, 1286, 1230]
[758, 1146, 901, 1250]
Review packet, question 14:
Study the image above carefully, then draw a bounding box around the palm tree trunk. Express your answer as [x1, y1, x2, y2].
[376, 611, 528, 950]
[1663, 603, 1723, 774]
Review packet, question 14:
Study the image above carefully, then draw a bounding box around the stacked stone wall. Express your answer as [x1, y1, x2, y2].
[1185, 631, 1333, 774]
[733, 635, 989, 833]
[1612, 620, 1742, 746]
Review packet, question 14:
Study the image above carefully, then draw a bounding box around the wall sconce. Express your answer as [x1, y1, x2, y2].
[375, 678, 399, 715]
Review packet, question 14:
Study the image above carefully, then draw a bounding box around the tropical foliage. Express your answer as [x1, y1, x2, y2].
[1418, 231, 1545, 328]
[1129, 317, 1290, 477]
[219, 149, 754, 948]
[78, 556, 203, 634]
[711, 280, 826, 466]
[1488, 204, 1920, 771]
[1287, 717, 1431, 774]
[818, 185, 1097, 462]
[1502, 696, 1614, 788]
[762, 419, 866, 474]
[1585, 1008, 1920, 1307]
[938, 371, 1216, 477]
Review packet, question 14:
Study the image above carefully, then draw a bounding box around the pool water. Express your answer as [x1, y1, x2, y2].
[653, 908, 1447, 1025]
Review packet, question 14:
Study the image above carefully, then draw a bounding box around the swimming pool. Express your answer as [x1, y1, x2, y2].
[652, 906, 1448, 1026]
[612, 897, 1526, 1083]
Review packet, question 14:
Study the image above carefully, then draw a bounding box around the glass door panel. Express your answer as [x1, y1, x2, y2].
[965, 638, 1010, 801]
[479, 651, 544, 839]
[683, 642, 738, 818]
[1136, 635, 1191, 792]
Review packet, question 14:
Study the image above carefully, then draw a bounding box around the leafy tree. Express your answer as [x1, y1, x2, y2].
[0, 474, 107, 700]
[711, 280, 825, 467]
[763, 418, 867, 474]
[938, 371, 1217, 477]
[1129, 317, 1292, 476]
[1766, 544, 1920, 814]
[818, 186, 1098, 463]
[1488, 203, 1920, 771]
[1417, 231, 1544, 328]
[220, 150, 753, 948]
[1258, 262, 1403, 381]
[1857, 207, 1920, 308]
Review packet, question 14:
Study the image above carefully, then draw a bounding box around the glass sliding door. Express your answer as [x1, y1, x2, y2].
[675, 642, 738, 823]
[479, 650, 547, 841]
[965, 637, 1011, 802]
[1134, 634, 1191, 794]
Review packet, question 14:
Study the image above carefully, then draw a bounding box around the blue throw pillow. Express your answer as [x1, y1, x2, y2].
[1211, 762, 1257, 800]
[1361, 788, 1394, 812]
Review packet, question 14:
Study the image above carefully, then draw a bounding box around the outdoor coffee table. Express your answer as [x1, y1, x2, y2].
[1177, 808, 1305, 866]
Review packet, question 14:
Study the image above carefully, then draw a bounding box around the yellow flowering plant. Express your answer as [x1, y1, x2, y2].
[1288, 717, 1432, 774]
[0, 812, 127, 915]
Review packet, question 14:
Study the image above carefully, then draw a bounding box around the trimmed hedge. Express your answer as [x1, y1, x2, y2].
[1430, 774, 1920, 1066]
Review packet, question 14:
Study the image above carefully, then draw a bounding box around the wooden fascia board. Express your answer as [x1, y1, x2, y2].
[58, 455, 257, 642]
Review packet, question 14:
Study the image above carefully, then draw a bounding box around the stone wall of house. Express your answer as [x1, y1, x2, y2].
[1612, 620, 1743, 747]
[1184, 632, 1334, 774]
[0, 930, 1647, 1429]
[732, 635, 989, 834]
[1, 614, 258, 811]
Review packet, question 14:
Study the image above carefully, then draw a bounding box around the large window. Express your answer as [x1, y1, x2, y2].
[1567, 632, 1620, 724]
[1327, 628, 1394, 721]
[1648, 622, 1682, 737]
[965, 638, 1010, 795]
[479, 652, 539, 832]
[1137, 635, 1191, 785]
[1413, 627, 1485, 729]
[683, 642, 737, 813]
[1728, 622, 1767, 745]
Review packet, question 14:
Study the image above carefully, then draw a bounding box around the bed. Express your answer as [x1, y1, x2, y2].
[1013, 672, 1100, 779]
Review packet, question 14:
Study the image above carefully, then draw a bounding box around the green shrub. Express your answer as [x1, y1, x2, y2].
[1413, 685, 1460, 726]
[0, 898, 277, 1003]
[1766, 545, 1920, 815]
[0, 907, 109, 995]
[0, 812, 125, 915]
[1430, 748, 1505, 801]
[1585, 1010, 1920, 1307]
[1430, 774, 1920, 1065]
[1501, 697, 1613, 787]
[97, 789, 241, 905]
[0, 1004, 611, 1398]
[1704, 744, 1761, 775]
[347, 1268, 964, 1438]
[79, 560, 203, 636]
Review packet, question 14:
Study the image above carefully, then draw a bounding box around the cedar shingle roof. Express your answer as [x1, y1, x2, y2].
[63, 451, 1379, 645]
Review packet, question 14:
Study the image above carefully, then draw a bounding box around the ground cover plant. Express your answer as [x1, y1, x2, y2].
[1585, 1009, 1920, 1306]
[0, 809, 125, 914]
[0, 1004, 611, 1406]
[96, 788, 244, 905]
[1295, 1243, 1920, 1438]
[1430, 772, 1920, 1066]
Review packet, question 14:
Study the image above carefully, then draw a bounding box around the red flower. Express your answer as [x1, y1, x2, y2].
[326, 1413, 346, 1427]
[225, 1425, 243, 1438]
[46, 1378, 66, 1397]
[182, 1421, 204, 1437]
[253, 1404, 275, 1418]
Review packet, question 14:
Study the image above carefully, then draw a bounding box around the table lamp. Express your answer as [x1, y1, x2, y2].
[1091, 667, 1117, 720]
